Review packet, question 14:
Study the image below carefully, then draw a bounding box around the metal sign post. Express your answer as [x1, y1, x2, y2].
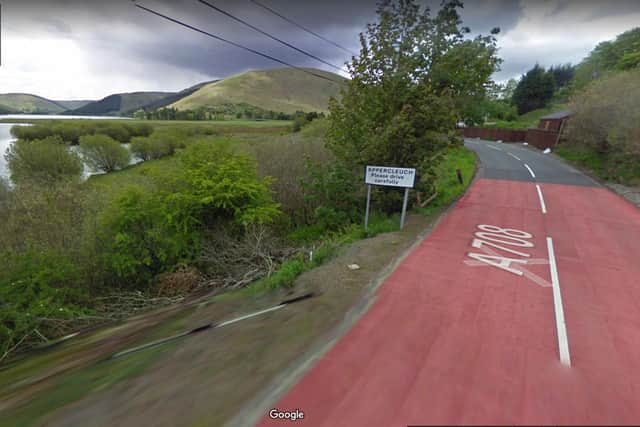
[364, 165, 416, 231]
[364, 184, 372, 230]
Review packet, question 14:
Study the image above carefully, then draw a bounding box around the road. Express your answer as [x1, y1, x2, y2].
[259, 139, 640, 425]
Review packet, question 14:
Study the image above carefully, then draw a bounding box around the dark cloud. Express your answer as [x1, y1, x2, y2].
[2, 0, 639, 97]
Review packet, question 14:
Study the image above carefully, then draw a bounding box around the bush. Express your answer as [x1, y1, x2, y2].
[130, 136, 172, 161]
[79, 134, 130, 173]
[99, 142, 281, 287]
[5, 136, 83, 185]
[0, 250, 89, 359]
[563, 70, 640, 184]
[135, 127, 196, 156]
[10, 121, 149, 145]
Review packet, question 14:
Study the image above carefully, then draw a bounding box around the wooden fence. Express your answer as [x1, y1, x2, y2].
[460, 126, 560, 150]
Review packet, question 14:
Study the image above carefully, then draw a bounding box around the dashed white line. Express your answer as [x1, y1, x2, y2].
[546, 237, 571, 366]
[508, 152, 521, 161]
[487, 145, 503, 151]
[536, 184, 547, 214]
[524, 163, 536, 178]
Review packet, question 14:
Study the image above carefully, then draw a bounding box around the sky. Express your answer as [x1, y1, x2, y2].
[1, 0, 639, 100]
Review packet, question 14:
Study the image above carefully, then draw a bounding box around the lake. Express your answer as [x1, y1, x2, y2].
[0, 115, 138, 181]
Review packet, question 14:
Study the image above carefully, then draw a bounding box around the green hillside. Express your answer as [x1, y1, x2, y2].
[170, 68, 345, 114]
[54, 100, 93, 110]
[0, 104, 17, 114]
[69, 92, 174, 116]
[0, 93, 67, 114]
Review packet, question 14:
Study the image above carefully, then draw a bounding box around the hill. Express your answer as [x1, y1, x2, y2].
[54, 100, 93, 110]
[0, 104, 17, 114]
[169, 68, 345, 114]
[68, 91, 176, 116]
[129, 80, 219, 114]
[0, 93, 68, 114]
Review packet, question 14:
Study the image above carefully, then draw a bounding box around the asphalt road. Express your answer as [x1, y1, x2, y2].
[465, 138, 598, 187]
[259, 139, 640, 426]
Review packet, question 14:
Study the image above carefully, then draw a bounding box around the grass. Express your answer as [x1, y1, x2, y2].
[170, 68, 344, 114]
[0, 343, 175, 427]
[555, 143, 640, 186]
[416, 144, 477, 216]
[486, 103, 570, 130]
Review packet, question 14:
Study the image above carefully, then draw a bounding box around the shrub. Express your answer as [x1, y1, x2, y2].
[100, 142, 281, 287]
[0, 250, 89, 359]
[130, 136, 172, 161]
[5, 136, 83, 185]
[563, 70, 640, 184]
[79, 134, 130, 173]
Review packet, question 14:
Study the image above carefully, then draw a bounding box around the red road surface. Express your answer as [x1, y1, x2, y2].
[259, 178, 640, 425]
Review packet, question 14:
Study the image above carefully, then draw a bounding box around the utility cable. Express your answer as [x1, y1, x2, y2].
[133, 2, 343, 84]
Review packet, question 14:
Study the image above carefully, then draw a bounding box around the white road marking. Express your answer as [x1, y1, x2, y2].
[524, 164, 536, 178]
[546, 237, 571, 366]
[487, 145, 503, 151]
[216, 305, 285, 328]
[508, 152, 521, 161]
[536, 184, 547, 214]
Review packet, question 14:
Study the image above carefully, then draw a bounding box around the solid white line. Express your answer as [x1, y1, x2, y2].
[536, 184, 547, 214]
[508, 152, 521, 161]
[215, 304, 285, 328]
[547, 237, 571, 366]
[524, 163, 536, 178]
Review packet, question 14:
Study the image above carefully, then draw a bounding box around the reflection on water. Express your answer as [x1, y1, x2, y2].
[0, 124, 20, 180]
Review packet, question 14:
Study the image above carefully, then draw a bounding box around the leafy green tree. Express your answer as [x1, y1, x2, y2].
[573, 27, 640, 89]
[5, 136, 83, 185]
[327, 0, 501, 211]
[133, 109, 146, 120]
[548, 63, 575, 89]
[79, 134, 130, 173]
[512, 64, 555, 114]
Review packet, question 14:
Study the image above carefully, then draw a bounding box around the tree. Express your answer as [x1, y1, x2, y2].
[565, 70, 640, 161]
[548, 63, 575, 89]
[501, 78, 519, 101]
[5, 136, 83, 185]
[326, 0, 501, 211]
[133, 109, 147, 120]
[79, 134, 130, 173]
[511, 64, 555, 115]
[573, 27, 640, 89]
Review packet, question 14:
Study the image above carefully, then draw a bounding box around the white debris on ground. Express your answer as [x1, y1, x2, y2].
[347, 264, 361, 270]
[543, 148, 552, 154]
[496, 140, 503, 143]
[523, 142, 529, 145]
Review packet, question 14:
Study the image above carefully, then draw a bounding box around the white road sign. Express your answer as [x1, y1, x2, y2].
[365, 165, 416, 188]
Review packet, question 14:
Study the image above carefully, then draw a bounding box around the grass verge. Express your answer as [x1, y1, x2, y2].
[555, 144, 640, 186]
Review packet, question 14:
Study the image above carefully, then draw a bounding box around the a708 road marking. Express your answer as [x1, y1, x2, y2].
[466, 224, 534, 276]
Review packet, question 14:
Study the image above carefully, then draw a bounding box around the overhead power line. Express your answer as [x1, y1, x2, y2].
[250, 0, 358, 57]
[197, 0, 347, 73]
[133, 2, 342, 84]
